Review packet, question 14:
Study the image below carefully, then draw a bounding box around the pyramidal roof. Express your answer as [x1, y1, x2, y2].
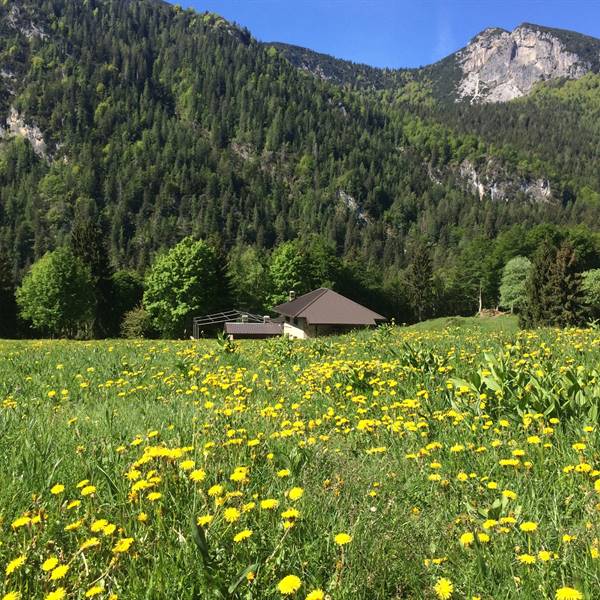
[274, 288, 385, 326]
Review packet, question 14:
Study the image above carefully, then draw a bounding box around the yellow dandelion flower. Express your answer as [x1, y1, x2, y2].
[277, 574, 302, 595]
[42, 557, 59, 572]
[50, 484, 65, 495]
[2, 592, 21, 600]
[137, 512, 148, 523]
[288, 487, 304, 501]
[260, 498, 279, 510]
[334, 532, 352, 545]
[80, 537, 101, 551]
[5, 555, 26, 576]
[277, 469, 291, 478]
[520, 521, 538, 533]
[433, 577, 454, 600]
[50, 564, 69, 580]
[11, 516, 31, 529]
[81, 485, 96, 496]
[197, 515, 213, 527]
[91, 519, 109, 532]
[517, 554, 536, 565]
[189, 469, 206, 482]
[306, 590, 325, 600]
[44, 589, 66, 600]
[223, 507, 241, 523]
[85, 586, 104, 597]
[147, 492, 162, 502]
[233, 529, 253, 542]
[555, 587, 583, 600]
[459, 532, 474, 547]
[112, 537, 134, 553]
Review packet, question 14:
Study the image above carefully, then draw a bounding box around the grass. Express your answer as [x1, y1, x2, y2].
[0, 322, 598, 599]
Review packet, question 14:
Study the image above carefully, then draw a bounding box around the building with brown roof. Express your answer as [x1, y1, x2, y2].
[274, 288, 385, 339]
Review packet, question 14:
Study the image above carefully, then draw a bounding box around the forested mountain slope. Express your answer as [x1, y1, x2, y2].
[0, 0, 598, 282]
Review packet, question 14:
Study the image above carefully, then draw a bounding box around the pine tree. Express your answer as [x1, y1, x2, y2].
[405, 240, 435, 322]
[70, 217, 116, 337]
[0, 251, 17, 338]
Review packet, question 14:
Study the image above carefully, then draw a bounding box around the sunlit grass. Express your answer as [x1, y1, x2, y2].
[0, 324, 598, 599]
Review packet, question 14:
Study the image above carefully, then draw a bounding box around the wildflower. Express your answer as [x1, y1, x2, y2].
[555, 587, 583, 600]
[91, 519, 109, 532]
[44, 590, 66, 600]
[261, 498, 279, 510]
[538, 550, 553, 562]
[277, 469, 291, 478]
[189, 469, 206, 482]
[137, 512, 148, 523]
[11, 516, 31, 529]
[459, 532, 474, 547]
[517, 554, 536, 564]
[281, 508, 300, 519]
[42, 557, 59, 571]
[306, 591, 325, 600]
[80, 537, 101, 551]
[502, 489, 517, 500]
[2, 592, 20, 600]
[520, 521, 538, 533]
[223, 507, 241, 523]
[5, 554, 26, 576]
[85, 587, 104, 598]
[334, 532, 353, 545]
[112, 537, 134, 553]
[288, 487, 304, 501]
[147, 492, 162, 501]
[208, 484, 224, 496]
[197, 515, 213, 527]
[277, 575, 302, 595]
[50, 484, 65, 495]
[179, 460, 195, 470]
[81, 485, 96, 496]
[233, 529, 253, 542]
[50, 564, 69, 580]
[433, 577, 454, 599]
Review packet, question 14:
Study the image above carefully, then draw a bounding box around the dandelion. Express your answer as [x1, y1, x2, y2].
[261, 498, 279, 510]
[459, 532, 474, 547]
[555, 587, 583, 600]
[520, 521, 538, 533]
[208, 484, 224, 496]
[42, 557, 59, 572]
[147, 492, 162, 501]
[233, 529, 253, 542]
[91, 519, 109, 532]
[5, 554, 26, 576]
[81, 485, 96, 496]
[80, 538, 100, 551]
[112, 537, 134, 553]
[50, 484, 65, 495]
[334, 532, 353, 545]
[189, 469, 206, 482]
[305, 591, 325, 600]
[433, 577, 454, 600]
[11, 516, 31, 529]
[288, 487, 304, 501]
[44, 590, 66, 600]
[50, 564, 69, 580]
[2, 592, 20, 600]
[197, 515, 213, 527]
[517, 554, 536, 565]
[223, 507, 241, 523]
[277, 575, 302, 595]
[85, 587, 104, 598]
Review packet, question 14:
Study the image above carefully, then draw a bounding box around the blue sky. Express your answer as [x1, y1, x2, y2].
[176, 0, 600, 68]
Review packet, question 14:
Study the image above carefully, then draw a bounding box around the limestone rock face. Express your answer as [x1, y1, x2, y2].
[457, 25, 593, 102]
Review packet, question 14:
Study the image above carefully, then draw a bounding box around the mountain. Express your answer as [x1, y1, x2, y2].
[271, 23, 600, 103]
[0, 0, 599, 294]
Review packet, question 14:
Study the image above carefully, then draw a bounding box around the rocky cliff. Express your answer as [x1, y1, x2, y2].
[456, 24, 598, 102]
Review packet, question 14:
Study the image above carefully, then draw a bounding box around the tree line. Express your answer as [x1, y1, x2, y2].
[3, 218, 600, 339]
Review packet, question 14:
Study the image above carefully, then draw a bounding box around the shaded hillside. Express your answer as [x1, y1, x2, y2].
[0, 0, 598, 282]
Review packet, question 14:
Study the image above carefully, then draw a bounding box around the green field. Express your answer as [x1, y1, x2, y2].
[0, 322, 598, 599]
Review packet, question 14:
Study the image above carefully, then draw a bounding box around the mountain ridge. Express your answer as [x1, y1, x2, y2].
[270, 21, 600, 102]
